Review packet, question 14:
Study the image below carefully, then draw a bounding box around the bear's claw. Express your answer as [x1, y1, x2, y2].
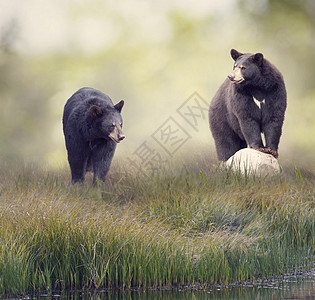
[252, 147, 279, 159]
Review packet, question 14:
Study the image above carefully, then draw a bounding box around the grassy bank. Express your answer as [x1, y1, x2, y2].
[0, 157, 314, 296]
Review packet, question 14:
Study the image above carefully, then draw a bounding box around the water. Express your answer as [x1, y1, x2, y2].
[15, 274, 314, 300]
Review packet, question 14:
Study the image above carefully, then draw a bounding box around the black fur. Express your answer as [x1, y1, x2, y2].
[63, 87, 124, 183]
[209, 49, 287, 161]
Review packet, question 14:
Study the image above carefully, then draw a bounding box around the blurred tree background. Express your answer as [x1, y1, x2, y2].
[0, 0, 314, 168]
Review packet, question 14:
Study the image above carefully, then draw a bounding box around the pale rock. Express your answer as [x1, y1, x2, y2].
[225, 148, 281, 176]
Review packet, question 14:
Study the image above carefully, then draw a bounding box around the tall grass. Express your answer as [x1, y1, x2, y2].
[0, 157, 314, 296]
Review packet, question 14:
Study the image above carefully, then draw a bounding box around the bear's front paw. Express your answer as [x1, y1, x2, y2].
[251, 147, 268, 155]
[264, 147, 279, 159]
[251, 147, 278, 159]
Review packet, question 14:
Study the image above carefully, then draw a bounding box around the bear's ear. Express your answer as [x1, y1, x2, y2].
[230, 49, 243, 61]
[90, 105, 102, 118]
[114, 100, 124, 112]
[253, 53, 264, 67]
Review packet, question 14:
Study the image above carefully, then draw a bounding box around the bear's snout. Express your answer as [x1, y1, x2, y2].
[228, 68, 245, 84]
[109, 123, 125, 143]
[118, 133, 125, 142]
[228, 73, 235, 81]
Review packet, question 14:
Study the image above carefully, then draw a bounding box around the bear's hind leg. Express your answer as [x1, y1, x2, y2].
[214, 130, 246, 161]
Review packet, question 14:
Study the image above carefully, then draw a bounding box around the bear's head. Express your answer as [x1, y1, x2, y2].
[89, 100, 125, 143]
[228, 49, 264, 85]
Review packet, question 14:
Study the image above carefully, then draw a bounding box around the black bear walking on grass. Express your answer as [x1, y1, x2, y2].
[63, 87, 125, 184]
[209, 49, 287, 161]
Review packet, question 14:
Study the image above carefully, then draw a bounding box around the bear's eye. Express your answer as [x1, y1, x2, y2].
[241, 66, 246, 70]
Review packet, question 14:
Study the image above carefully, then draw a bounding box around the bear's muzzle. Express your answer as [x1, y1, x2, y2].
[109, 123, 125, 143]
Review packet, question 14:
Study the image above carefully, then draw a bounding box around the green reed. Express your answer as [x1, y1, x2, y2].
[0, 159, 313, 296]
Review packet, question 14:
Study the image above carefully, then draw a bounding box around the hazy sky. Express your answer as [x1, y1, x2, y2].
[0, 0, 236, 54]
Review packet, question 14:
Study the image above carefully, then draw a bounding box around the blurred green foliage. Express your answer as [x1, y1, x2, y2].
[0, 45, 56, 161]
[0, 0, 314, 167]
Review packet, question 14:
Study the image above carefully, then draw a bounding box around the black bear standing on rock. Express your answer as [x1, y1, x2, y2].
[63, 87, 125, 184]
[209, 49, 287, 161]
